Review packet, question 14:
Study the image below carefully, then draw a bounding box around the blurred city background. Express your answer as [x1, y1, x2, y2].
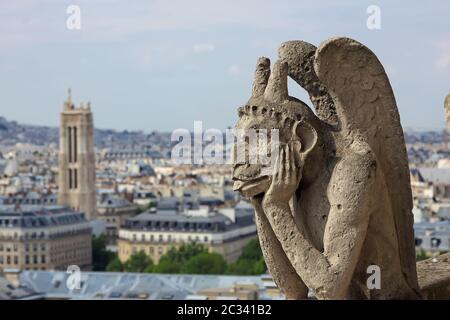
[1, 0, 450, 300]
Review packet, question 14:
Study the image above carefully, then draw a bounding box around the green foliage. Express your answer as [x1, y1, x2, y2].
[226, 238, 267, 275]
[226, 259, 256, 275]
[239, 239, 263, 261]
[152, 256, 182, 273]
[181, 252, 227, 274]
[253, 257, 267, 274]
[123, 251, 154, 273]
[92, 234, 116, 271]
[136, 201, 157, 214]
[113, 239, 267, 276]
[167, 243, 207, 263]
[106, 257, 124, 272]
[143, 264, 155, 273]
[416, 249, 429, 261]
[153, 243, 209, 273]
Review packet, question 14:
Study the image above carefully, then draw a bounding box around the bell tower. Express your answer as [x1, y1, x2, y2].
[58, 89, 96, 219]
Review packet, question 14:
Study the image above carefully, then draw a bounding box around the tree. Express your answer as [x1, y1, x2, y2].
[92, 234, 115, 271]
[226, 259, 256, 275]
[239, 238, 263, 261]
[143, 264, 155, 273]
[151, 243, 207, 273]
[182, 252, 227, 274]
[123, 251, 154, 273]
[416, 249, 428, 261]
[136, 201, 157, 214]
[152, 256, 182, 273]
[170, 243, 207, 264]
[253, 257, 267, 274]
[226, 238, 267, 275]
[106, 256, 124, 272]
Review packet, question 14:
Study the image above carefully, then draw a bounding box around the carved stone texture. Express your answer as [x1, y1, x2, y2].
[417, 253, 450, 299]
[58, 89, 97, 220]
[232, 37, 421, 299]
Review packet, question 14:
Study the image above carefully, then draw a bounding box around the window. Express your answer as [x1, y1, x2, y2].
[68, 126, 72, 163]
[0, 244, 3, 252]
[25, 255, 30, 264]
[41, 243, 46, 251]
[13, 256, 18, 264]
[73, 126, 77, 163]
[33, 243, 38, 251]
[74, 169, 78, 189]
[69, 169, 73, 189]
[158, 247, 163, 254]
[41, 255, 46, 264]
[0, 256, 3, 264]
[33, 255, 38, 264]
[25, 243, 29, 252]
[6, 256, 11, 264]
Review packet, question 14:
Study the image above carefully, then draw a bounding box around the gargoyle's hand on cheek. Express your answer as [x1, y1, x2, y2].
[264, 141, 302, 205]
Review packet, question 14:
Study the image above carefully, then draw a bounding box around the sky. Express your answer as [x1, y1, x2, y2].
[0, 0, 449, 132]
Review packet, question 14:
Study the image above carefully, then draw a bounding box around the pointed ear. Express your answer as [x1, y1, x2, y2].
[292, 121, 317, 157]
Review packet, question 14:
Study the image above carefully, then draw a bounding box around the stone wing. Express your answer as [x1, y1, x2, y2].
[314, 37, 420, 293]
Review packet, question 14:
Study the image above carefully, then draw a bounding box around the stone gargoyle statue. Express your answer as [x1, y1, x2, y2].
[232, 37, 422, 299]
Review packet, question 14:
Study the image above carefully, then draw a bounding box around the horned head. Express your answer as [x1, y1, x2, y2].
[232, 57, 318, 198]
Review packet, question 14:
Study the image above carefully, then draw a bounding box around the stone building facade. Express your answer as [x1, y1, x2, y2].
[0, 205, 92, 271]
[97, 195, 138, 247]
[117, 205, 256, 264]
[57, 90, 96, 220]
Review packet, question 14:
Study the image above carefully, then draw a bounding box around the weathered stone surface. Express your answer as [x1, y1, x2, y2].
[232, 37, 421, 299]
[58, 89, 96, 220]
[418, 253, 450, 299]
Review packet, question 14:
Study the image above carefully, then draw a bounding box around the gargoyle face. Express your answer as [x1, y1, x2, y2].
[232, 57, 318, 198]
[231, 109, 279, 197]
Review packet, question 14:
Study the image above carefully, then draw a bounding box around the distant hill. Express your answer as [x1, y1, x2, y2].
[0, 116, 172, 151]
[0, 116, 445, 150]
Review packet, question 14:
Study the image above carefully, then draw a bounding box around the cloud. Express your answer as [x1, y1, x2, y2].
[436, 53, 450, 69]
[226, 64, 241, 76]
[435, 40, 450, 69]
[193, 44, 215, 53]
[0, 0, 307, 50]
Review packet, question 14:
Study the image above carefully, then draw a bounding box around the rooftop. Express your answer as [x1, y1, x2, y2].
[18, 271, 279, 300]
[0, 205, 88, 229]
